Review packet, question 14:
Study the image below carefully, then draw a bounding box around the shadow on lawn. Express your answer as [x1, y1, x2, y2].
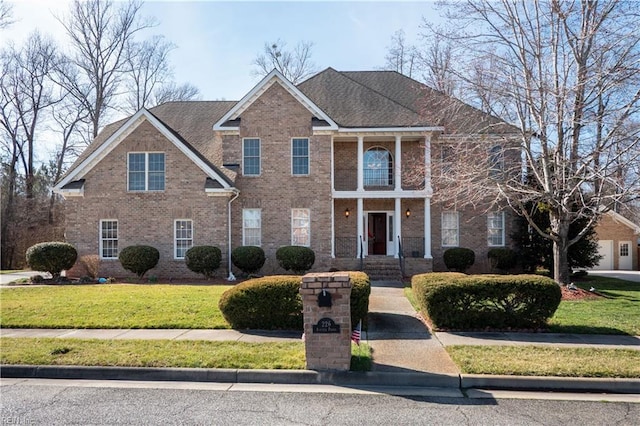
[547, 324, 632, 336]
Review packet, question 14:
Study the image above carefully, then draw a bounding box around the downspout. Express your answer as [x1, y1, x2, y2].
[227, 189, 240, 281]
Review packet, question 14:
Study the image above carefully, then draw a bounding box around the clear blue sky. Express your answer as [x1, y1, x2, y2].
[4, 1, 443, 101]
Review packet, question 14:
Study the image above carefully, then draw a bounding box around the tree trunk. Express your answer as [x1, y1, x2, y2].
[550, 215, 571, 285]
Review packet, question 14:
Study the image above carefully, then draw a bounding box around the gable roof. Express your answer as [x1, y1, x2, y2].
[603, 210, 640, 234]
[54, 106, 237, 192]
[213, 69, 337, 131]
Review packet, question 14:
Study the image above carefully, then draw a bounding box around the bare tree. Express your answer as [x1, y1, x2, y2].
[427, 0, 640, 284]
[384, 29, 419, 78]
[57, 0, 153, 138]
[151, 82, 200, 105]
[0, 0, 13, 29]
[252, 39, 317, 84]
[417, 28, 457, 96]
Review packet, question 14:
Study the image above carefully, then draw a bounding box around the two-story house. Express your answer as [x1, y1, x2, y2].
[54, 68, 519, 280]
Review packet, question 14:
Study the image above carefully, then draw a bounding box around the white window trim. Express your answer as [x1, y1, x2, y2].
[291, 137, 310, 176]
[127, 152, 165, 192]
[441, 211, 459, 247]
[487, 212, 506, 247]
[174, 219, 193, 260]
[291, 208, 311, 246]
[364, 146, 393, 187]
[242, 208, 262, 246]
[242, 138, 261, 176]
[99, 219, 118, 260]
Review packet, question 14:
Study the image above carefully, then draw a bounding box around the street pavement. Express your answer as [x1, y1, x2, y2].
[1, 273, 640, 394]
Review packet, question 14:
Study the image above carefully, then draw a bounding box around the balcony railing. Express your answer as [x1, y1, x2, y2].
[334, 168, 425, 191]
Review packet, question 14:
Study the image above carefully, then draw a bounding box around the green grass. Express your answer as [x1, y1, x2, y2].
[0, 270, 26, 274]
[549, 276, 640, 335]
[0, 338, 305, 369]
[447, 345, 640, 378]
[0, 284, 232, 329]
[350, 342, 372, 371]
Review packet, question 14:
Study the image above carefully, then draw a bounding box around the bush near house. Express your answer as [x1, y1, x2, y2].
[412, 272, 468, 310]
[25, 242, 77, 279]
[219, 272, 371, 331]
[218, 275, 303, 330]
[487, 248, 518, 272]
[443, 247, 475, 272]
[422, 274, 561, 330]
[231, 246, 266, 275]
[276, 246, 315, 274]
[185, 245, 222, 279]
[118, 245, 159, 279]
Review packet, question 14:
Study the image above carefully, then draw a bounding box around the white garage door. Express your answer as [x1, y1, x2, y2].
[594, 240, 613, 270]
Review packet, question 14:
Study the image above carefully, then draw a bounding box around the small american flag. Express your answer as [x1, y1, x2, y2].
[351, 319, 362, 345]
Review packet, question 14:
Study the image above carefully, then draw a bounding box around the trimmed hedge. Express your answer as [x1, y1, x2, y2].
[231, 246, 266, 275]
[488, 248, 517, 271]
[276, 246, 315, 274]
[411, 272, 467, 311]
[218, 275, 303, 330]
[185, 246, 222, 278]
[118, 245, 159, 279]
[424, 274, 561, 330]
[25, 242, 77, 279]
[443, 247, 475, 272]
[348, 271, 371, 329]
[219, 271, 371, 331]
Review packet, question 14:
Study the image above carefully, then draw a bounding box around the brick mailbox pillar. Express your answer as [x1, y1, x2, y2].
[300, 272, 352, 371]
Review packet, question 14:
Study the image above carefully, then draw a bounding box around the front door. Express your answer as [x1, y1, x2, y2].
[619, 241, 632, 270]
[368, 213, 386, 255]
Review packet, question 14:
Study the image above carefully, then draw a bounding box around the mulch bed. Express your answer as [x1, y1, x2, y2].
[561, 285, 603, 300]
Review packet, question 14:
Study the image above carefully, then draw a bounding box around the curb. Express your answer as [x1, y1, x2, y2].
[3, 365, 639, 394]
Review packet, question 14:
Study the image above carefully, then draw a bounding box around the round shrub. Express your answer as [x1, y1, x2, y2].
[348, 271, 371, 330]
[185, 245, 222, 278]
[219, 275, 303, 330]
[118, 245, 159, 279]
[25, 242, 77, 279]
[443, 247, 475, 272]
[276, 246, 315, 274]
[488, 248, 517, 271]
[231, 246, 266, 275]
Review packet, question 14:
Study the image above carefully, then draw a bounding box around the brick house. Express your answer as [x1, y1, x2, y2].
[592, 211, 640, 271]
[54, 68, 520, 280]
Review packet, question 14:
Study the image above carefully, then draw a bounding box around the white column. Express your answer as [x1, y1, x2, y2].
[330, 200, 335, 258]
[357, 136, 364, 191]
[424, 198, 432, 259]
[394, 197, 401, 258]
[424, 134, 432, 192]
[330, 136, 335, 191]
[394, 135, 402, 191]
[357, 197, 364, 258]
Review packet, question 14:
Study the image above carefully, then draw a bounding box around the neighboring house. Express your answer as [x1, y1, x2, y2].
[54, 68, 520, 279]
[593, 210, 640, 271]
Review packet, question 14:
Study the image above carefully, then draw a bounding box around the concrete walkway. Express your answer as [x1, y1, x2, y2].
[366, 280, 460, 374]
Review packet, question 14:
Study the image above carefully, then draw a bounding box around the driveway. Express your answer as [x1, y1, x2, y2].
[588, 270, 640, 282]
[0, 271, 49, 285]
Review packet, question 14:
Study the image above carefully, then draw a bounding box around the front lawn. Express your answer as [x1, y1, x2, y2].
[0, 338, 305, 369]
[549, 276, 640, 335]
[447, 345, 640, 378]
[0, 284, 232, 329]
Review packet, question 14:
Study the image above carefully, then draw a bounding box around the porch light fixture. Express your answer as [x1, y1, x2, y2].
[344, 208, 350, 218]
[405, 208, 411, 218]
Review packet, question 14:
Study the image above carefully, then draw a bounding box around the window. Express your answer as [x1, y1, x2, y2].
[100, 220, 118, 259]
[174, 220, 193, 259]
[243, 209, 261, 246]
[620, 243, 629, 257]
[243, 138, 260, 175]
[292, 208, 310, 246]
[489, 145, 504, 178]
[128, 152, 165, 191]
[441, 145, 454, 176]
[364, 147, 393, 186]
[487, 212, 505, 246]
[292, 138, 309, 175]
[441, 212, 459, 247]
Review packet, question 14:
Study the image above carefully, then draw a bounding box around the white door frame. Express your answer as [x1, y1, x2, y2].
[364, 210, 395, 256]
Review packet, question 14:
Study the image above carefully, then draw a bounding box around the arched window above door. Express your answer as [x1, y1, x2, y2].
[364, 147, 393, 187]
